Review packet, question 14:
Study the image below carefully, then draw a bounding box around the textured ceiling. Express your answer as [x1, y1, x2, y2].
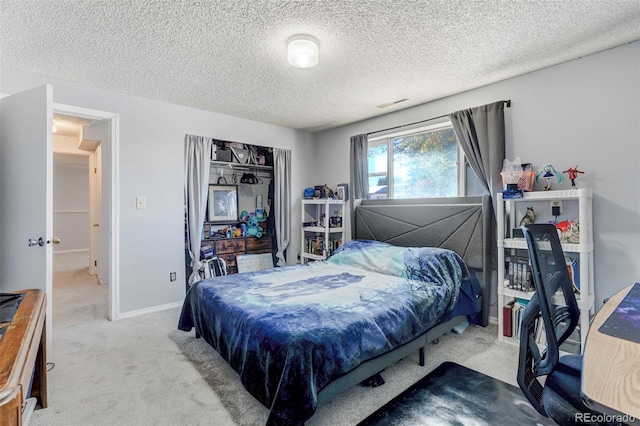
[2, 1, 639, 133]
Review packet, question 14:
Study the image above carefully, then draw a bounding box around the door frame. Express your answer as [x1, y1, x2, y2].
[88, 146, 101, 278]
[54, 102, 120, 321]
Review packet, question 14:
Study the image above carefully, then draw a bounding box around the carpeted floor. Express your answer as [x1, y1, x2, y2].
[31, 269, 522, 426]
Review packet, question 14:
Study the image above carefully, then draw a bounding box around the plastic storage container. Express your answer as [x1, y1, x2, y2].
[501, 171, 535, 191]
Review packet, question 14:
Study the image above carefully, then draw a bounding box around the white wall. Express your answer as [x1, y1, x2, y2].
[52, 135, 91, 272]
[314, 41, 640, 313]
[0, 67, 315, 315]
[53, 156, 89, 251]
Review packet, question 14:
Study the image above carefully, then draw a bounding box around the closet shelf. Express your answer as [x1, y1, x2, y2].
[210, 160, 273, 172]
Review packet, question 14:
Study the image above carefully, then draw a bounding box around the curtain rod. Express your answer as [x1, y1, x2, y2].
[366, 99, 511, 137]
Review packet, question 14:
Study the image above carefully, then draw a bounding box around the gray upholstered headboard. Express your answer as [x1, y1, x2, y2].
[354, 195, 491, 326]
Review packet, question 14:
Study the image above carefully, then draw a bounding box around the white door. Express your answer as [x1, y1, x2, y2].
[0, 84, 54, 349]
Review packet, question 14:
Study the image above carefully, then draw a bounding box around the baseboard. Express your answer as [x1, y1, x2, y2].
[488, 315, 498, 326]
[118, 301, 183, 320]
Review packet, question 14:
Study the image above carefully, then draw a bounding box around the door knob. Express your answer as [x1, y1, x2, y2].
[93, 223, 99, 227]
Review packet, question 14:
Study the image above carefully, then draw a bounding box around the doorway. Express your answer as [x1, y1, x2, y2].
[52, 118, 106, 318]
[53, 103, 119, 321]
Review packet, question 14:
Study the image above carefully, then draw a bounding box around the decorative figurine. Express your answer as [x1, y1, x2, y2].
[323, 184, 334, 199]
[556, 220, 580, 244]
[536, 164, 563, 191]
[563, 165, 584, 187]
[519, 207, 536, 227]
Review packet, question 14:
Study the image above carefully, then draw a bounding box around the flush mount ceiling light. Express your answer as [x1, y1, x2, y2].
[287, 34, 319, 68]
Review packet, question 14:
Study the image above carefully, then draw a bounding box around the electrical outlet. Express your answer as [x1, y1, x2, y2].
[136, 196, 147, 209]
[169, 272, 176, 282]
[550, 200, 563, 215]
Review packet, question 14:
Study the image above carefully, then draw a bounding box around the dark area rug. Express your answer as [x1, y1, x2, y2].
[357, 362, 554, 426]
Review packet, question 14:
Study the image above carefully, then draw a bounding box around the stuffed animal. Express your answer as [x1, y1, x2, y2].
[246, 214, 262, 238]
[519, 207, 535, 227]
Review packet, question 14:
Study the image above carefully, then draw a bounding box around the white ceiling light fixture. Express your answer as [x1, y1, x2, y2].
[287, 34, 319, 68]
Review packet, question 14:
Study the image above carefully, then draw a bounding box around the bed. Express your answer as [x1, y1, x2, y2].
[178, 195, 491, 425]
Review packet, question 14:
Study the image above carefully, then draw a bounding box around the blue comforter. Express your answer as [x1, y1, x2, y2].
[178, 240, 469, 424]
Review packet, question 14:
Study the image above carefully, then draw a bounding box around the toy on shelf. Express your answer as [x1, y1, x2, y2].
[519, 207, 536, 227]
[303, 188, 315, 199]
[536, 164, 563, 191]
[563, 166, 585, 187]
[245, 214, 263, 238]
[556, 220, 580, 244]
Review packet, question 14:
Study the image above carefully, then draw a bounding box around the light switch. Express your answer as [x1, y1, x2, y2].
[136, 196, 146, 209]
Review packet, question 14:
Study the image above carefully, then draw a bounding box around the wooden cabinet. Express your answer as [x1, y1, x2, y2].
[201, 235, 272, 275]
[0, 289, 47, 426]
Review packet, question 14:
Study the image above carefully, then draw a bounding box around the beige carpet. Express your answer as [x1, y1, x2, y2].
[31, 269, 519, 425]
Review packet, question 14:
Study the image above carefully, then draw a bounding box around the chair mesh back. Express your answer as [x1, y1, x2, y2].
[517, 224, 580, 416]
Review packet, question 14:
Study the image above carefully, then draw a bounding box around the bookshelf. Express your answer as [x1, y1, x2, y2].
[301, 199, 346, 263]
[497, 189, 594, 352]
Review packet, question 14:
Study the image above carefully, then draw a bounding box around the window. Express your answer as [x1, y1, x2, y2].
[367, 121, 484, 199]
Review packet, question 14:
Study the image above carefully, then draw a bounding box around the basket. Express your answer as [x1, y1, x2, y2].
[216, 146, 233, 162]
[501, 171, 535, 192]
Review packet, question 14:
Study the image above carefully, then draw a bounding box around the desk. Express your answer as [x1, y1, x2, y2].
[582, 284, 640, 420]
[0, 289, 47, 425]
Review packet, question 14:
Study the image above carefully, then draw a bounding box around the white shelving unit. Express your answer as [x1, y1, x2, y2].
[301, 199, 346, 263]
[497, 188, 595, 351]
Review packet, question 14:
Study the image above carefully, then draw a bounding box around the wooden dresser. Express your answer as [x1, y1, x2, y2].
[202, 235, 273, 275]
[0, 289, 47, 426]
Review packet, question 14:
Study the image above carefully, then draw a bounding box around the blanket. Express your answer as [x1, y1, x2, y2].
[178, 240, 469, 424]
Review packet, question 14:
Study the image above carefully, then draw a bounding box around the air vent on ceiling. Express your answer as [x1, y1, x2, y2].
[377, 98, 409, 109]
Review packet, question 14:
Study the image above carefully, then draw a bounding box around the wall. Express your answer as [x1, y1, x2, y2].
[0, 67, 315, 316]
[314, 41, 640, 313]
[53, 148, 90, 271]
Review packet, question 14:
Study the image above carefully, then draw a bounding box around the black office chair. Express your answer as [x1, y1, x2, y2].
[518, 224, 609, 425]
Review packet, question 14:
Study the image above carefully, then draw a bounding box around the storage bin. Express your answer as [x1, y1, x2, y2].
[501, 170, 535, 191]
[216, 146, 233, 162]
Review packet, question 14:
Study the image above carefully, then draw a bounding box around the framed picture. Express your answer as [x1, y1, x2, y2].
[337, 183, 349, 201]
[208, 184, 238, 223]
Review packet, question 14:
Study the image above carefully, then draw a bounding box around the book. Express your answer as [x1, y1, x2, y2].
[505, 255, 534, 292]
[503, 301, 514, 337]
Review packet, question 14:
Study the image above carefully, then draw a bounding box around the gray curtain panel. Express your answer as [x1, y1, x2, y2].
[273, 148, 291, 266]
[448, 101, 506, 216]
[184, 134, 213, 285]
[350, 134, 368, 239]
[449, 101, 506, 273]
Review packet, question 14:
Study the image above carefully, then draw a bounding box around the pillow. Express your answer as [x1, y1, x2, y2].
[328, 239, 468, 282]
